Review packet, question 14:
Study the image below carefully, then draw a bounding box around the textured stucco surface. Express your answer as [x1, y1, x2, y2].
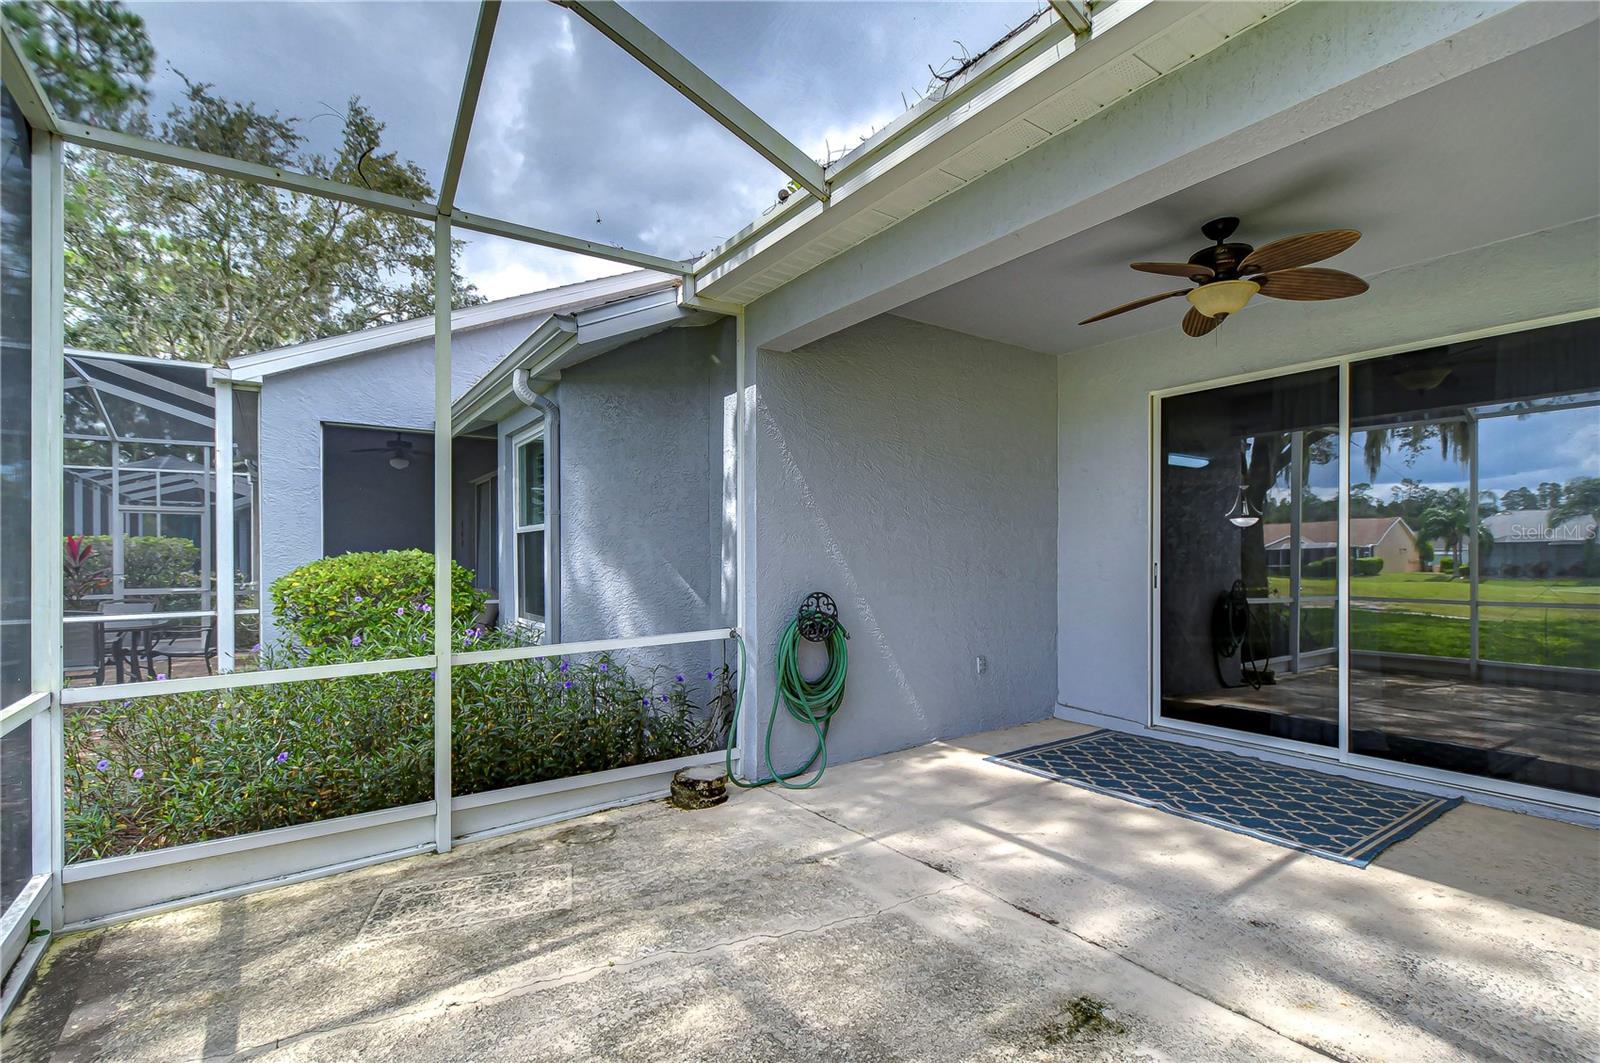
[1055, 219, 1600, 733]
[6, 719, 1595, 1061]
[254, 318, 528, 646]
[749, 314, 1058, 771]
[545, 320, 735, 642]
[255, 315, 734, 652]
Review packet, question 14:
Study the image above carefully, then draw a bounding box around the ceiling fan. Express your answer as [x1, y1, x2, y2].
[352, 433, 431, 470]
[1079, 217, 1369, 337]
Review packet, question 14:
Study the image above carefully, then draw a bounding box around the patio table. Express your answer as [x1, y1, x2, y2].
[101, 616, 173, 682]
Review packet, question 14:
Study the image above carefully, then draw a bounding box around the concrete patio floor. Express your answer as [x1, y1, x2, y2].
[3, 719, 1596, 1061]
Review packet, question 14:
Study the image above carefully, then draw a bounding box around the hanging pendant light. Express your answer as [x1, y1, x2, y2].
[1225, 484, 1260, 528]
[1225, 441, 1259, 528]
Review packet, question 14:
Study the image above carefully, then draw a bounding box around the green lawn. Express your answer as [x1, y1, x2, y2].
[1257, 573, 1599, 669]
[1269, 571, 1600, 605]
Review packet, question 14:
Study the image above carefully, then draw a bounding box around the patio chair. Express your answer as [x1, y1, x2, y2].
[99, 600, 157, 679]
[151, 616, 218, 678]
[63, 622, 116, 685]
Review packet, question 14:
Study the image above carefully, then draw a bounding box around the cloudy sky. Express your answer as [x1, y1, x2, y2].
[1278, 403, 1600, 505]
[125, 0, 1039, 299]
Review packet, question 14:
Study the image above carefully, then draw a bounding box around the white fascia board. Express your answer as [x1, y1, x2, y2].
[451, 316, 578, 430]
[690, 2, 1079, 280]
[226, 272, 676, 382]
[450, 289, 718, 428]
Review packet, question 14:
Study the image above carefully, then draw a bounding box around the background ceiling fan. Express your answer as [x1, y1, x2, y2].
[1080, 217, 1369, 337]
[352, 432, 431, 470]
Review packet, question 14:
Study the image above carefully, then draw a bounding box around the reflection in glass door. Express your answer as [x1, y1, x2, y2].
[1349, 325, 1600, 798]
[1156, 317, 1600, 806]
[1157, 367, 1341, 747]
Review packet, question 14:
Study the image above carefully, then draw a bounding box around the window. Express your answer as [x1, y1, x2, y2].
[513, 429, 548, 623]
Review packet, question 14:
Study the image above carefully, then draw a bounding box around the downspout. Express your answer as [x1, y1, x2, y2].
[514, 368, 561, 643]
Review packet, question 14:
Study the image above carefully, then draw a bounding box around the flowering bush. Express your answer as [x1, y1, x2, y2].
[64, 610, 734, 861]
[269, 549, 484, 650]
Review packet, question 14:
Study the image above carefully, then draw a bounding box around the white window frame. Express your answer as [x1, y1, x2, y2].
[510, 425, 550, 627]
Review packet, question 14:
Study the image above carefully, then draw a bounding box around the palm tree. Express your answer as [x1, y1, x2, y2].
[1418, 499, 1470, 568]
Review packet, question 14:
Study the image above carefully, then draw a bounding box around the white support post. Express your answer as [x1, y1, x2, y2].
[31, 130, 66, 927]
[433, 217, 454, 853]
[213, 378, 236, 672]
[1336, 363, 1351, 761]
[733, 310, 755, 779]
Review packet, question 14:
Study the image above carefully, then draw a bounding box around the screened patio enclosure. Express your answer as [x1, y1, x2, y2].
[4, 0, 1596, 1032]
[62, 351, 257, 684]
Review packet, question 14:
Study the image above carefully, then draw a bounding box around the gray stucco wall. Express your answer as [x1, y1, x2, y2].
[255, 316, 533, 647]
[493, 320, 735, 665]
[1056, 219, 1600, 726]
[747, 313, 1058, 770]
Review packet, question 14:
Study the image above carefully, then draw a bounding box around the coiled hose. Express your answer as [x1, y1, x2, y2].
[723, 610, 849, 790]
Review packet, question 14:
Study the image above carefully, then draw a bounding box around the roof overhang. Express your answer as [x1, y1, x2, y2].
[691, 0, 1295, 307]
[223, 272, 678, 384]
[452, 286, 720, 434]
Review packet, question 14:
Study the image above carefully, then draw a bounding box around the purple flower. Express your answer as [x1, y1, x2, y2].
[313, 715, 322, 724]
[275, 751, 289, 764]
[351, 634, 363, 647]
[420, 603, 432, 613]
[598, 662, 608, 672]
[563, 680, 573, 690]
[675, 674, 685, 684]
[132, 767, 144, 780]
[642, 697, 651, 707]
[430, 670, 437, 679]
[251, 643, 262, 653]
[396, 607, 406, 618]
[95, 759, 109, 771]
[559, 660, 569, 673]
[707, 671, 715, 680]
[156, 673, 167, 681]
[353, 595, 364, 603]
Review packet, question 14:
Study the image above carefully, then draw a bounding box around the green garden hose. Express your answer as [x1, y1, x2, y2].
[723, 600, 849, 790]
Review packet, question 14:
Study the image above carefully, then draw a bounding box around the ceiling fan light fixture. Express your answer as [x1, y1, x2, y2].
[1187, 279, 1260, 320]
[389, 455, 411, 470]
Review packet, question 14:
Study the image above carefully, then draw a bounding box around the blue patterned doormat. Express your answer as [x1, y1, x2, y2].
[990, 730, 1460, 867]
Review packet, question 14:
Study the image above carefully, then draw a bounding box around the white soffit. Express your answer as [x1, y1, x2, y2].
[692, 0, 1294, 306]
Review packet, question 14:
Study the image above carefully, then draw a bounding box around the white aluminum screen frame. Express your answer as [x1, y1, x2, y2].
[3, 0, 767, 940]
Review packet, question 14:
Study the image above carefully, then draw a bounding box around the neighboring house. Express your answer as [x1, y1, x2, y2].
[1262, 517, 1420, 574]
[1479, 509, 1599, 577]
[225, 272, 734, 649]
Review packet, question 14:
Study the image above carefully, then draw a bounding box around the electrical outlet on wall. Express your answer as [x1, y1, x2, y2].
[975, 655, 988, 676]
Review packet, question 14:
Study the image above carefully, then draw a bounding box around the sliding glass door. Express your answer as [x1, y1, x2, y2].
[1157, 366, 1341, 747]
[1155, 317, 1600, 805]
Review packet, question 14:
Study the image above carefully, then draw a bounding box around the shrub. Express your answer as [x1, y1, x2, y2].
[270, 549, 484, 650]
[64, 622, 733, 862]
[1292, 556, 1381, 578]
[66, 535, 200, 608]
[1439, 557, 1455, 573]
